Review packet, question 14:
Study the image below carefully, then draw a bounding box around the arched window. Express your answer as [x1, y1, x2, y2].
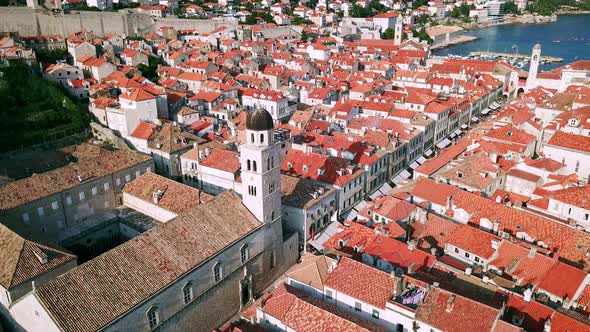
[240, 244, 249, 264]
[146, 307, 159, 329]
[250, 133, 254, 143]
[182, 283, 193, 305]
[267, 158, 271, 171]
[213, 262, 222, 283]
[252, 161, 257, 172]
[247, 159, 251, 171]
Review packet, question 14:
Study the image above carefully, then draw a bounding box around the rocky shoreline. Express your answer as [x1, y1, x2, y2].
[460, 14, 558, 31]
[430, 35, 479, 50]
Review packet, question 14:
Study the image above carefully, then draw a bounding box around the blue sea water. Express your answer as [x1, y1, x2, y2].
[433, 14, 590, 70]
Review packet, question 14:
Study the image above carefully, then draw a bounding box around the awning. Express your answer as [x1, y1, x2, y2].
[481, 108, 491, 115]
[369, 190, 381, 199]
[416, 156, 427, 164]
[490, 101, 501, 109]
[424, 149, 433, 157]
[340, 209, 358, 221]
[308, 221, 341, 251]
[461, 124, 468, 130]
[450, 132, 457, 138]
[454, 129, 462, 136]
[378, 182, 393, 195]
[436, 138, 451, 149]
[400, 169, 411, 179]
[354, 200, 368, 210]
[409, 161, 420, 169]
[471, 116, 479, 122]
[392, 175, 403, 184]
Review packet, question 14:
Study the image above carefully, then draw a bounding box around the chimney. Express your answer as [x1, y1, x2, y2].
[418, 209, 427, 224]
[552, 249, 560, 262]
[543, 318, 551, 332]
[152, 189, 164, 204]
[407, 239, 417, 251]
[528, 245, 537, 259]
[446, 195, 453, 210]
[492, 221, 500, 234]
[446, 294, 456, 313]
[430, 247, 438, 256]
[523, 287, 533, 302]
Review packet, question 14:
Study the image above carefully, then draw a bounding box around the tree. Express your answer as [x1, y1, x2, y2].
[138, 56, 164, 82]
[301, 30, 309, 42]
[382, 28, 395, 40]
[414, 14, 430, 25]
[411, 28, 433, 44]
[292, 16, 314, 25]
[174, 6, 185, 17]
[35, 48, 68, 64]
[0, 64, 89, 152]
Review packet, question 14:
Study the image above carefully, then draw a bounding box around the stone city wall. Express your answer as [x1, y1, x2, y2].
[0, 7, 240, 37]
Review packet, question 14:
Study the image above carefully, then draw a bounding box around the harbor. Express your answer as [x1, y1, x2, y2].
[468, 51, 564, 63]
[433, 14, 590, 70]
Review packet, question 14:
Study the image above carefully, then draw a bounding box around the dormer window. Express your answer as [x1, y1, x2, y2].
[287, 162, 293, 169]
[303, 165, 309, 172]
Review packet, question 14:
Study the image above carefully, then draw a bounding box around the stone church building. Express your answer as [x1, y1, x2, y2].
[8, 109, 299, 332]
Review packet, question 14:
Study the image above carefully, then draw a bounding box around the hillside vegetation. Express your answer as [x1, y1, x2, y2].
[0, 64, 89, 152]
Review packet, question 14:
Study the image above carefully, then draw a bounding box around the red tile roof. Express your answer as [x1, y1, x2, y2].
[411, 177, 460, 207]
[416, 287, 500, 332]
[505, 294, 553, 332]
[200, 149, 241, 174]
[447, 224, 500, 259]
[538, 262, 586, 299]
[550, 311, 590, 332]
[120, 88, 155, 102]
[547, 131, 590, 153]
[488, 240, 556, 286]
[130, 121, 157, 140]
[325, 257, 396, 309]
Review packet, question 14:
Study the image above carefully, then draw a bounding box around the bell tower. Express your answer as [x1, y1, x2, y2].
[526, 43, 541, 90]
[394, 15, 404, 46]
[239, 109, 282, 224]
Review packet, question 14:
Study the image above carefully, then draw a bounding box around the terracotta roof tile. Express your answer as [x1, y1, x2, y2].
[325, 257, 396, 309]
[123, 172, 211, 214]
[0, 224, 76, 289]
[35, 190, 262, 332]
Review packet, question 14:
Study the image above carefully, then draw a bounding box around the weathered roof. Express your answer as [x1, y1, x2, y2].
[0, 147, 152, 210]
[0, 224, 76, 290]
[35, 190, 262, 332]
[123, 172, 212, 214]
[280, 175, 334, 209]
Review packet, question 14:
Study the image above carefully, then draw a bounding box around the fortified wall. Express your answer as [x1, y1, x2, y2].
[0, 7, 238, 37]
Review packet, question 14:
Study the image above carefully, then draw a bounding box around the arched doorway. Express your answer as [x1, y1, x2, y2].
[517, 88, 525, 96]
